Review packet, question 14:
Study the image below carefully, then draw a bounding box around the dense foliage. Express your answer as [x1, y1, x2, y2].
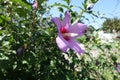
[0, 0, 120, 80]
[102, 17, 120, 32]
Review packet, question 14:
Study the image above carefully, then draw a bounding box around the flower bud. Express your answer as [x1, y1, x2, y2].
[16, 47, 25, 55]
[16, 44, 27, 55]
[32, 0, 38, 9]
[87, 3, 94, 10]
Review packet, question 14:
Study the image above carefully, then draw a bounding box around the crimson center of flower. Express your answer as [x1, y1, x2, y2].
[60, 27, 70, 41]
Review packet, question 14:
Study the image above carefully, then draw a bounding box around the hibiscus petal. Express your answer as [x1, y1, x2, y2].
[56, 34, 69, 52]
[61, 11, 71, 28]
[52, 17, 61, 32]
[68, 39, 85, 54]
[68, 23, 87, 37]
[32, 1, 37, 8]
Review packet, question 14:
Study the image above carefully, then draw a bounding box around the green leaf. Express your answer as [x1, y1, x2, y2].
[51, 3, 69, 9]
[0, 15, 10, 23]
[15, 7, 27, 17]
[58, 7, 64, 12]
[91, 0, 99, 3]
[82, 2, 87, 9]
[12, 0, 31, 9]
[63, 0, 71, 5]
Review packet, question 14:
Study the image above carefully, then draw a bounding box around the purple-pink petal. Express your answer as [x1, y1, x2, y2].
[68, 39, 85, 54]
[56, 34, 69, 52]
[61, 11, 71, 28]
[68, 23, 87, 37]
[52, 17, 61, 32]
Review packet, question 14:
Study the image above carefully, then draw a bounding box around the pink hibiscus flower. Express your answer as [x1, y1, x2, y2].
[52, 11, 87, 54]
[32, 0, 37, 8]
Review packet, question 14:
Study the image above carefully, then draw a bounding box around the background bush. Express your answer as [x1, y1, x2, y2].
[0, 0, 120, 80]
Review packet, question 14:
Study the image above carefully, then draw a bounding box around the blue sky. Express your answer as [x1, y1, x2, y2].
[26, 0, 120, 29]
[47, 0, 120, 29]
